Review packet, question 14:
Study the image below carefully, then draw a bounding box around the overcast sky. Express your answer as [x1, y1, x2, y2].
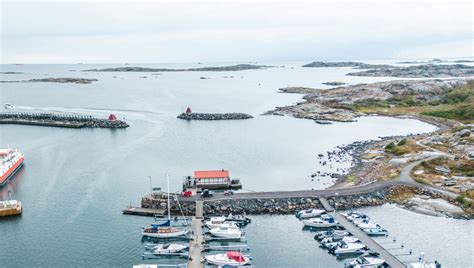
[1, 0, 472, 63]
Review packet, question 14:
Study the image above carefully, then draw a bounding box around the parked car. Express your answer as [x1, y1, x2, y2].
[181, 191, 192, 197]
[224, 190, 234, 196]
[201, 189, 214, 198]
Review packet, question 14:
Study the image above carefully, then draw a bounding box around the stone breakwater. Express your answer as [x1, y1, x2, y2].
[177, 113, 253, 120]
[0, 77, 98, 84]
[142, 189, 390, 216]
[0, 113, 129, 129]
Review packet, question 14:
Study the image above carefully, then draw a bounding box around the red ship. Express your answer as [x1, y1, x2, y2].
[0, 148, 24, 186]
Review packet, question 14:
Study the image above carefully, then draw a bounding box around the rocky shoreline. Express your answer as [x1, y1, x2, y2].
[302, 61, 393, 69]
[83, 64, 270, 72]
[177, 112, 253, 120]
[0, 77, 98, 84]
[347, 64, 474, 78]
[264, 79, 467, 123]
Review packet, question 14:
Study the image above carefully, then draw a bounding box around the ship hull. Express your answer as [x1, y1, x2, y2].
[0, 157, 24, 187]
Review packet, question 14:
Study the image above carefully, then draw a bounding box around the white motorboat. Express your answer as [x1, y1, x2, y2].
[345, 256, 386, 267]
[205, 251, 251, 266]
[331, 241, 366, 254]
[363, 227, 388, 236]
[321, 235, 360, 245]
[303, 215, 338, 228]
[209, 225, 242, 239]
[4, 104, 14, 109]
[147, 243, 188, 254]
[314, 230, 350, 241]
[296, 208, 326, 219]
[205, 219, 238, 229]
[357, 221, 379, 229]
[142, 174, 189, 239]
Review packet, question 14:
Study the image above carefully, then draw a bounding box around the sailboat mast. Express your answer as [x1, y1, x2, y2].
[167, 173, 171, 221]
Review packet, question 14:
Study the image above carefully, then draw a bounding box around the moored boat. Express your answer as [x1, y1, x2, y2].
[296, 208, 326, 219]
[0, 199, 22, 217]
[344, 255, 386, 267]
[205, 220, 239, 229]
[146, 243, 188, 254]
[363, 227, 388, 236]
[205, 251, 251, 266]
[0, 148, 24, 187]
[314, 230, 350, 241]
[303, 215, 338, 228]
[330, 241, 366, 255]
[209, 225, 242, 239]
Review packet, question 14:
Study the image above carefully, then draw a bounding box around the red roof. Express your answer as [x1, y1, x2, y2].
[194, 170, 229, 179]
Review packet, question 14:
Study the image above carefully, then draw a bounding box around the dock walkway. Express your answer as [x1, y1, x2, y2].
[188, 201, 204, 268]
[320, 201, 406, 268]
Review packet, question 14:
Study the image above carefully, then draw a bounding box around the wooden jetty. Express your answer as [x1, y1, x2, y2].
[320, 199, 406, 268]
[188, 201, 204, 268]
[122, 206, 165, 217]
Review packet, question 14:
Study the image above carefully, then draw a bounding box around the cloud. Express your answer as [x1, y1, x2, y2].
[1, 0, 472, 63]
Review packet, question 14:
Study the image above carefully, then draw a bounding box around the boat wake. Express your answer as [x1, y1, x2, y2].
[4, 104, 160, 115]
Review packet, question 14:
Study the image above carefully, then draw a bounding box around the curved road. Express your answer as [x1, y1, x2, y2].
[179, 153, 468, 202]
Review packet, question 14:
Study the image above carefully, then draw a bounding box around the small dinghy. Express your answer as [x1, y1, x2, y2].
[363, 227, 388, 236]
[296, 208, 326, 219]
[147, 243, 188, 254]
[303, 215, 338, 228]
[205, 251, 251, 266]
[344, 256, 386, 267]
[330, 241, 366, 255]
[209, 225, 242, 239]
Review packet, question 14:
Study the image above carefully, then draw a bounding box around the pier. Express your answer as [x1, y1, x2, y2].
[320, 200, 406, 268]
[122, 206, 165, 217]
[0, 112, 129, 128]
[188, 201, 204, 268]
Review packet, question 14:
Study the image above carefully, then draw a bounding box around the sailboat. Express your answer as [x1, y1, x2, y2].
[141, 174, 189, 238]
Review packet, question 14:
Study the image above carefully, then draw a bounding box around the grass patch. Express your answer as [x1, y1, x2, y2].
[346, 174, 356, 183]
[385, 139, 422, 156]
[414, 177, 431, 185]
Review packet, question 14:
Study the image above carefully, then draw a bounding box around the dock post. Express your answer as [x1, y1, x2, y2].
[188, 201, 204, 268]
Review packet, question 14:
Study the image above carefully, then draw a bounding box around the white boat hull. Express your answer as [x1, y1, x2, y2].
[334, 243, 366, 254]
[303, 219, 338, 228]
[142, 228, 188, 238]
[209, 228, 242, 239]
[205, 254, 250, 266]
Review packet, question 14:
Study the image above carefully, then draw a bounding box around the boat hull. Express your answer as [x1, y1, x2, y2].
[209, 229, 242, 239]
[0, 201, 22, 217]
[0, 157, 24, 187]
[142, 229, 188, 238]
[205, 255, 250, 266]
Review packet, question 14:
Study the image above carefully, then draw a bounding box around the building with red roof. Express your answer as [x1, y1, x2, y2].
[193, 169, 230, 187]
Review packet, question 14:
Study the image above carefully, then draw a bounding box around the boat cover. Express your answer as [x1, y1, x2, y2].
[226, 251, 245, 262]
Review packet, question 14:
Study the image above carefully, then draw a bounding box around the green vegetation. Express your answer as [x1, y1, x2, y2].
[420, 157, 474, 177]
[456, 195, 473, 208]
[385, 139, 421, 156]
[351, 80, 474, 123]
[414, 177, 431, 185]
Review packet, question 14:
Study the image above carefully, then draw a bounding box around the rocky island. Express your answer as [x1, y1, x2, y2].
[347, 64, 474, 78]
[178, 112, 253, 120]
[302, 61, 393, 69]
[0, 77, 98, 84]
[83, 64, 270, 72]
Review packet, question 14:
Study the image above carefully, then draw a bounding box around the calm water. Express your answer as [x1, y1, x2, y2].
[0, 62, 470, 267]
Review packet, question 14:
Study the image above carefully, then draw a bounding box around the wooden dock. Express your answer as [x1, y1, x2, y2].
[188, 201, 204, 268]
[320, 201, 406, 268]
[122, 206, 165, 217]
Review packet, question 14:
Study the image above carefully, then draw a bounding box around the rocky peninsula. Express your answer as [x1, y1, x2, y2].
[347, 64, 474, 78]
[177, 112, 253, 120]
[265, 79, 469, 123]
[83, 64, 270, 72]
[0, 77, 98, 84]
[302, 61, 393, 69]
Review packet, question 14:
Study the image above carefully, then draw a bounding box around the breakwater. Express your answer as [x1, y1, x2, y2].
[0, 113, 129, 128]
[177, 112, 253, 120]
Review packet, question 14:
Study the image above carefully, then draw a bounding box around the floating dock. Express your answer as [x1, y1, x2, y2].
[188, 201, 204, 268]
[122, 206, 165, 217]
[319, 198, 406, 268]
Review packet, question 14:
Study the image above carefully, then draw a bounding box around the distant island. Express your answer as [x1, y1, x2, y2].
[322, 81, 346, 86]
[83, 64, 271, 72]
[0, 77, 98, 84]
[302, 61, 393, 69]
[347, 64, 474, 78]
[0, 72, 24, 74]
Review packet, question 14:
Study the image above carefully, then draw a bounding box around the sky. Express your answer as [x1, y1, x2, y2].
[0, 0, 472, 64]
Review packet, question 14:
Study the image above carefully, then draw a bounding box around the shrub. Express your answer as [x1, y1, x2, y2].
[385, 142, 396, 150]
[397, 139, 408, 146]
[456, 195, 466, 204]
